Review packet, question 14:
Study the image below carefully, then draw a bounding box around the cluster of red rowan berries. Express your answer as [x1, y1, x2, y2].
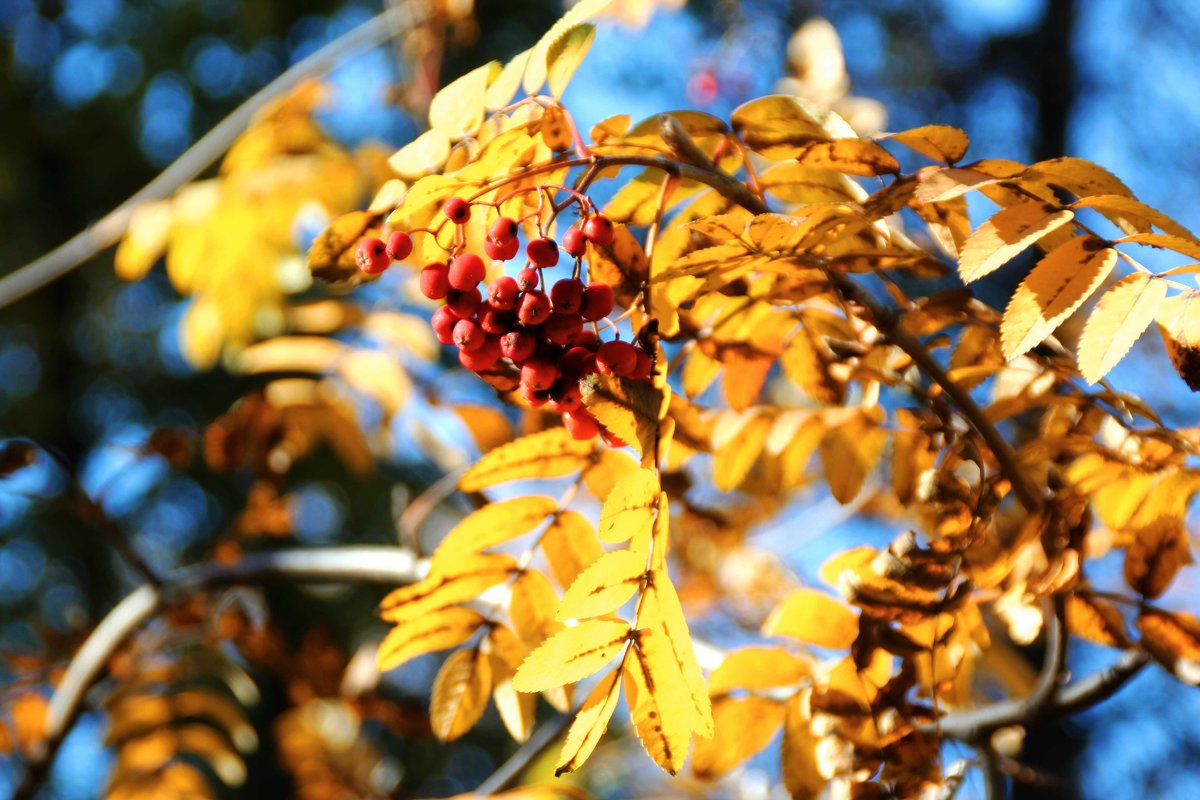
[354, 196, 653, 442]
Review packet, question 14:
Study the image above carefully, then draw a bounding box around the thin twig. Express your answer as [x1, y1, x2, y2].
[980, 747, 1008, 800]
[474, 712, 572, 795]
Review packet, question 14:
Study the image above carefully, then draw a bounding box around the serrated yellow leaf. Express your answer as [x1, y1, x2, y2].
[377, 606, 486, 671]
[1024, 157, 1134, 200]
[794, 139, 899, 176]
[692, 696, 786, 780]
[958, 201, 1074, 283]
[887, 125, 969, 163]
[598, 468, 660, 543]
[512, 619, 630, 693]
[1071, 194, 1195, 240]
[818, 415, 886, 503]
[708, 647, 811, 696]
[759, 163, 858, 204]
[764, 588, 859, 649]
[582, 448, 638, 501]
[639, 575, 714, 738]
[624, 628, 695, 775]
[488, 622, 530, 672]
[782, 691, 823, 799]
[388, 129, 451, 180]
[540, 510, 604, 589]
[1077, 273, 1168, 383]
[1000, 236, 1117, 360]
[429, 62, 498, 138]
[430, 648, 492, 741]
[485, 49, 531, 110]
[554, 667, 621, 775]
[546, 23, 595, 98]
[379, 553, 516, 623]
[557, 549, 646, 621]
[510, 569, 562, 648]
[730, 95, 854, 158]
[459, 428, 594, 491]
[430, 496, 557, 574]
[523, 0, 612, 94]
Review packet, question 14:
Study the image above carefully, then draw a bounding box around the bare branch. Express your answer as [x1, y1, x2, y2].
[474, 713, 572, 795]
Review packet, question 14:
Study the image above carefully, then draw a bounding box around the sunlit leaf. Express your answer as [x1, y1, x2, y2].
[377, 607, 486, 671]
[430, 496, 557, 573]
[554, 667, 621, 775]
[460, 428, 594, 491]
[597, 468, 660, 543]
[430, 648, 492, 741]
[512, 619, 630, 693]
[764, 588, 859, 649]
[958, 201, 1074, 282]
[1077, 273, 1168, 383]
[546, 23, 596, 98]
[692, 696, 786, 780]
[1125, 516, 1192, 599]
[557, 549, 646, 620]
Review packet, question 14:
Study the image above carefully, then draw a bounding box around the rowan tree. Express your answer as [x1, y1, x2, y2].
[3, 2, 1200, 799]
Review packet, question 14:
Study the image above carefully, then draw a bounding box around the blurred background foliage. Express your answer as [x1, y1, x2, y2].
[3, 0, 1200, 797]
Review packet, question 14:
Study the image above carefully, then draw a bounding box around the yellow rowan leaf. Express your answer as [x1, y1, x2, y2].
[488, 622, 530, 672]
[794, 139, 899, 176]
[586, 221, 650, 309]
[1157, 290, 1200, 390]
[430, 496, 556, 573]
[557, 549, 646, 621]
[541, 510, 604, 589]
[759, 163, 858, 204]
[510, 569, 562, 648]
[597, 468, 660, 543]
[459, 428, 594, 491]
[764, 588, 859, 649]
[1138, 609, 1200, 685]
[1077, 273, 1168, 384]
[708, 647, 811, 696]
[491, 652, 536, 743]
[1125, 516, 1192, 599]
[782, 691, 824, 799]
[582, 448, 638, 501]
[958, 201, 1075, 283]
[453, 405, 514, 453]
[522, 0, 612, 94]
[379, 553, 516, 623]
[388, 129, 452, 180]
[712, 409, 773, 491]
[115, 200, 172, 281]
[639, 575, 714, 737]
[554, 667, 621, 775]
[1071, 194, 1195, 240]
[692, 696, 786, 780]
[731, 95, 854, 158]
[485, 48, 532, 110]
[512, 619, 630, 693]
[1000, 236, 1117, 360]
[887, 125, 969, 163]
[818, 415, 887, 503]
[780, 326, 841, 404]
[915, 166, 1004, 204]
[1065, 594, 1130, 648]
[235, 336, 344, 375]
[1024, 157, 1134, 200]
[546, 23, 595, 98]
[624, 628, 694, 775]
[377, 607, 486, 671]
[430, 648, 492, 741]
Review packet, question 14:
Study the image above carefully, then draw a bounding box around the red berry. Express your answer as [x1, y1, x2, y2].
[516, 267, 540, 292]
[446, 288, 482, 318]
[479, 307, 514, 335]
[485, 237, 520, 262]
[562, 409, 600, 440]
[601, 430, 628, 448]
[582, 215, 615, 247]
[355, 237, 389, 275]
[550, 278, 585, 314]
[449, 253, 486, 291]
[597, 340, 638, 377]
[488, 217, 518, 244]
[420, 262, 450, 299]
[561, 346, 596, 379]
[527, 238, 559, 268]
[500, 331, 538, 363]
[444, 197, 471, 224]
[518, 291, 552, 325]
[432, 306, 458, 345]
[630, 347, 653, 381]
[563, 228, 587, 258]
[488, 276, 519, 310]
[521, 383, 550, 407]
[460, 336, 502, 371]
[521, 358, 560, 392]
[385, 231, 413, 261]
[580, 282, 615, 322]
[453, 319, 485, 352]
[573, 329, 600, 349]
[544, 312, 583, 346]
[548, 380, 583, 413]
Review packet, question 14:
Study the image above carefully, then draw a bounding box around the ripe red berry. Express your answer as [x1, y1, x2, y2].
[521, 358, 560, 392]
[630, 347, 653, 381]
[518, 290, 552, 325]
[385, 231, 413, 261]
[572, 329, 600, 350]
[562, 409, 600, 440]
[444, 197, 471, 224]
[479, 307, 514, 335]
[597, 340, 638, 377]
[560, 346, 596, 379]
[432, 306, 458, 345]
[580, 282, 615, 322]
[500, 331, 537, 363]
[355, 237, 389, 275]
[526, 238, 559, 268]
[420, 262, 450, 299]
[548, 380, 583, 413]
[582, 215, 615, 247]
[448, 253, 486, 291]
[487, 276, 519, 310]
[544, 312, 583, 346]
[521, 383, 549, 407]
[460, 336, 502, 371]
[484, 236, 520, 262]
[488, 217, 518, 244]
[562, 228, 587, 258]
[516, 267, 540, 292]
[446, 288, 482, 318]
[550, 278, 585, 314]
[452, 319, 485, 352]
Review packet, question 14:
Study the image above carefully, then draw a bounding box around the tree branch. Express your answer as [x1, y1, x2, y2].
[474, 713, 572, 795]
[0, 3, 426, 310]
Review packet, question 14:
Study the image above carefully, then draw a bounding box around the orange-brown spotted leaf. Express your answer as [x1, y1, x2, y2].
[580, 374, 666, 463]
[1138, 608, 1200, 685]
[1065, 594, 1131, 648]
[764, 588, 859, 649]
[818, 415, 887, 503]
[1125, 516, 1192, 599]
[708, 647, 811, 697]
[597, 468, 660, 543]
[540, 510, 604, 589]
[1077, 273, 1168, 384]
[430, 648, 492, 741]
[459, 429, 594, 491]
[887, 125, 969, 163]
[554, 667, 622, 775]
[379, 553, 516, 623]
[512, 619, 630, 693]
[958, 201, 1074, 283]
[557, 549, 646, 621]
[1001, 236, 1117, 360]
[639, 574, 714, 737]
[795, 139, 899, 176]
[377, 607, 487, 671]
[430, 496, 557, 574]
[624, 628, 695, 775]
[692, 696, 786, 780]
[782, 691, 824, 799]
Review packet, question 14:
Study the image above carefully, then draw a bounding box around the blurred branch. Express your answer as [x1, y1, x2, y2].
[13, 545, 422, 800]
[474, 712, 573, 795]
[0, 2, 426, 311]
